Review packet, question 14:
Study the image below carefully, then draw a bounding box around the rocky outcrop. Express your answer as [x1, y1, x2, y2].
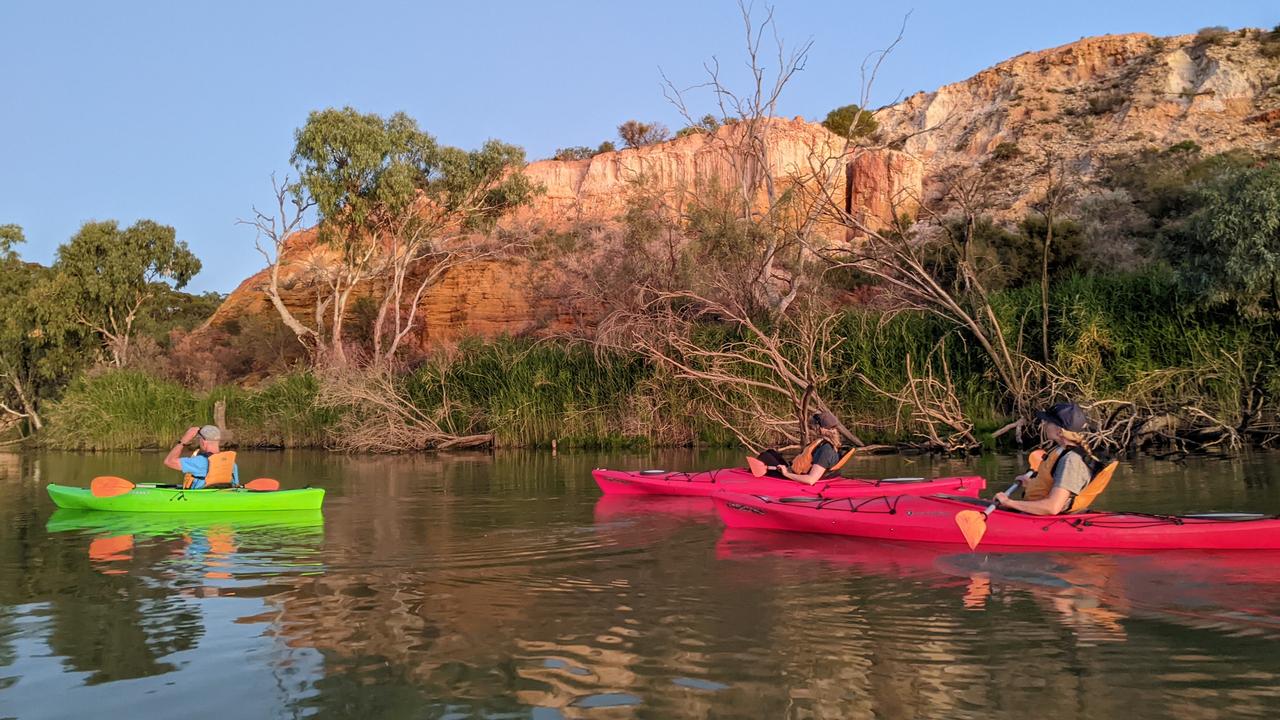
[209, 29, 1279, 348]
[875, 30, 1280, 213]
[514, 117, 918, 235]
[208, 119, 919, 346]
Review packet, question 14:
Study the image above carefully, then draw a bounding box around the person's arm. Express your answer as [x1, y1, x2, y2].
[780, 464, 828, 485]
[163, 426, 200, 470]
[995, 485, 1072, 515]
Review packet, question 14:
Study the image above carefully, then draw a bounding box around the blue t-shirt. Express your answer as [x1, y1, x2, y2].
[180, 455, 240, 488]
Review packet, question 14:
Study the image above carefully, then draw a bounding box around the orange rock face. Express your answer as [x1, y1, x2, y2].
[209, 118, 919, 347]
[209, 30, 1280, 349]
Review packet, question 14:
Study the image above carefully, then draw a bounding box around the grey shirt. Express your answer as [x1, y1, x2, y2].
[811, 442, 840, 472]
[1052, 451, 1092, 495]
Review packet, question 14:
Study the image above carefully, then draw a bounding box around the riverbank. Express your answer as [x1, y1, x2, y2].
[32, 270, 1280, 453]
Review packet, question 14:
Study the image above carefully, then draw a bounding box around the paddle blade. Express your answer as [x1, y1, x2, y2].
[955, 509, 989, 550]
[1028, 449, 1047, 472]
[245, 478, 280, 492]
[90, 476, 135, 498]
[745, 456, 767, 478]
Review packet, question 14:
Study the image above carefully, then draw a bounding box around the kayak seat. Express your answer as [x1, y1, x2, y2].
[1069, 460, 1118, 513]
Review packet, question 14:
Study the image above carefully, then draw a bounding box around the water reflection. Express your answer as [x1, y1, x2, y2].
[4, 449, 1280, 719]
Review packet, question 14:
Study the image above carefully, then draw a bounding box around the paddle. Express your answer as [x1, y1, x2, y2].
[90, 475, 280, 497]
[954, 449, 1046, 550]
[745, 456, 777, 478]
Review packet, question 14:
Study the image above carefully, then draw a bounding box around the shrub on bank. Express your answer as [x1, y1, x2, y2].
[43, 370, 333, 450]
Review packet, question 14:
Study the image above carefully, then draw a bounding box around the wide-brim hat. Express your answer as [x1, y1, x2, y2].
[1034, 402, 1088, 432]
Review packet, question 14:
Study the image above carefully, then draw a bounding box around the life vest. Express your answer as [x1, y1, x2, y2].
[183, 451, 238, 489]
[791, 440, 856, 477]
[1023, 446, 1117, 512]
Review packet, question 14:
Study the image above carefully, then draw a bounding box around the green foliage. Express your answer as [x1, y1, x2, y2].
[675, 114, 722, 139]
[1195, 26, 1230, 44]
[42, 369, 200, 450]
[43, 370, 334, 450]
[0, 224, 23, 257]
[924, 216, 1083, 293]
[821, 104, 879, 139]
[990, 142, 1022, 161]
[553, 146, 595, 161]
[1171, 163, 1280, 314]
[617, 120, 670, 148]
[0, 227, 94, 427]
[51, 219, 200, 363]
[596, 141, 617, 155]
[292, 108, 438, 239]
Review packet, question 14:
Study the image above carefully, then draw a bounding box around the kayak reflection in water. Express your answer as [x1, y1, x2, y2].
[995, 402, 1113, 516]
[755, 411, 854, 485]
[162, 424, 241, 489]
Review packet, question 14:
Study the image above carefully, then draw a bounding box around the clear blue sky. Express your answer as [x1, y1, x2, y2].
[2, 1, 1274, 293]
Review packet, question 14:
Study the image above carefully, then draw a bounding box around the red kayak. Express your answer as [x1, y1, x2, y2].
[592, 467, 985, 500]
[712, 491, 1280, 550]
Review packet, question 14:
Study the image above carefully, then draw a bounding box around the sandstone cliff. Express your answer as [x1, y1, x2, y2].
[209, 29, 1280, 349]
[209, 119, 917, 345]
[875, 29, 1280, 212]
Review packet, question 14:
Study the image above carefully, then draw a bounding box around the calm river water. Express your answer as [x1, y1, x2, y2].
[4, 449, 1280, 719]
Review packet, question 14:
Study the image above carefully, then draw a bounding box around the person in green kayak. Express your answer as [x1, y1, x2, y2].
[755, 411, 851, 485]
[163, 425, 240, 489]
[995, 402, 1095, 515]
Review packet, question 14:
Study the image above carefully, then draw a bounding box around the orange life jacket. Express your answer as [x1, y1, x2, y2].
[183, 451, 238, 489]
[1024, 446, 1117, 512]
[791, 440, 856, 477]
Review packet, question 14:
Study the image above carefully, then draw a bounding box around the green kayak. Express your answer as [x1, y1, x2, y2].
[47, 483, 325, 512]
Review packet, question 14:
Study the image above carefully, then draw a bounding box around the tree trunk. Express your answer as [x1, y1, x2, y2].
[9, 375, 41, 431]
[1041, 215, 1054, 364]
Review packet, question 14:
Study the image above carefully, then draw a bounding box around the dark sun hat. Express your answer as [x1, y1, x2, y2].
[1034, 402, 1088, 432]
[809, 411, 840, 429]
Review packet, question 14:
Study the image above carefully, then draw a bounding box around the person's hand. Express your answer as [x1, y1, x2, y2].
[180, 426, 200, 444]
[994, 492, 1011, 506]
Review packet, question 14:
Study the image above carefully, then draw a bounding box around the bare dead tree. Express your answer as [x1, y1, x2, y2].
[1030, 152, 1077, 364]
[660, 0, 815, 314]
[596, 289, 863, 448]
[370, 191, 529, 366]
[315, 362, 493, 452]
[240, 174, 322, 353]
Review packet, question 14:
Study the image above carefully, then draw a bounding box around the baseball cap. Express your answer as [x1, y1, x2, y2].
[197, 425, 222, 441]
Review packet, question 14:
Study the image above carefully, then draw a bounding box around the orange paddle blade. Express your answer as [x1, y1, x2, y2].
[745, 457, 767, 477]
[245, 478, 280, 492]
[955, 509, 989, 550]
[1028, 449, 1047, 472]
[90, 476, 136, 498]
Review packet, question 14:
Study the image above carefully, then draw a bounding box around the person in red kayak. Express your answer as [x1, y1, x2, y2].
[995, 402, 1095, 515]
[163, 425, 240, 489]
[755, 411, 848, 485]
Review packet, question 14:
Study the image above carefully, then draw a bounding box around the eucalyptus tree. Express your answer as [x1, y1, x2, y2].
[0, 225, 92, 432]
[52, 219, 200, 367]
[270, 107, 534, 366]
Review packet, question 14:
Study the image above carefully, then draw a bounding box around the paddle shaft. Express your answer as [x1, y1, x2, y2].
[982, 480, 1023, 517]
